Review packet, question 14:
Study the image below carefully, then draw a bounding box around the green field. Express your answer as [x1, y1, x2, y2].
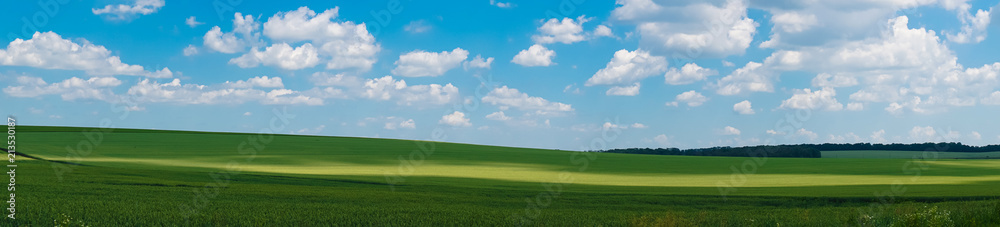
[9, 126, 1000, 226]
[823, 150, 1000, 159]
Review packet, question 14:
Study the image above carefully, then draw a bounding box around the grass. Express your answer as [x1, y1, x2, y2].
[823, 150, 1000, 159]
[8, 126, 1000, 226]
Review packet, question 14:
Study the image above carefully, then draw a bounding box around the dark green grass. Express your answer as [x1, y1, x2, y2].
[8, 159, 1000, 226]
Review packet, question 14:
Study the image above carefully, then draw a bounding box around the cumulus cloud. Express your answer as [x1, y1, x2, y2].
[482, 86, 574, 113]
[795, 128, 819, 141]
[0, 32, 171, 78]
[127, 78, 323, 106]
[585, 49, 667, 88]
[811, 73, 858, 88]
[185, 16, 204, 28]
[606, 83, 640, 96]
[945, 4, 992, 43]
[260, 7, 381, 71]
[593, 25, 614, 38]
[733, 100, 754, 114]
[183, 45, 198, 56]
[532, 16, 590, 44]
[440, 111, 472, 127]
[3, 76, 121, 101]
[664, 63, 717, 85]
[203, 13, 261, 54]
[846, 102, 864, 111]
[380, 117, 416, 130]
[722, 126, 741, 135]
[464, 55, 494, 70]
[714, 62, 772, 95]
[490, 0, 514, 8]
[361, 76, 460, 106]
[229, 43, 321, 70]
[392, 48, 469, 77]
[613, 0, 758, 57]
[309, 72, 361, 87]
[511, 44, 555, 67]
[667, 90, 708, 107]
[486, 111, 512, 121]
[92, 0, 164, 21]
[652, 134, 670, 146]
[771, 12, 817, 33]
[909, 126, 939, 142]
[779, 87, 844, 111]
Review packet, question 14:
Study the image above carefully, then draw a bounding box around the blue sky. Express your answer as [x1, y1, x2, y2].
[3, 0, 1000, 150]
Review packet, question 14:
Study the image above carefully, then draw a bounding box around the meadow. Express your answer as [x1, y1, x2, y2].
[8, 126, 1000, 226]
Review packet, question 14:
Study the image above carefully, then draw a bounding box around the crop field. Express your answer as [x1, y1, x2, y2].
[9, 126, 1000, 226]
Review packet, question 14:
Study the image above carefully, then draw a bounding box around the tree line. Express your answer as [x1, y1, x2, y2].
[595, 142, 1000, 158]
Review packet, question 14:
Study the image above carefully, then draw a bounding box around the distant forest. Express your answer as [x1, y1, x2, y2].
[595, 142, 1000, 158]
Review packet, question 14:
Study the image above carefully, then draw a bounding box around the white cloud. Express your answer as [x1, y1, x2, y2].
[766, 130, 784, 135]
[811, 73, 858, 88]
[92, 0, 164, 21]
[871, 129, 887, 143]
[0, 32, 171, 77]
[613, 0, 758, 57]
[532, 16, 590, 44]
[229, 43, 321, 70]
[752, 15, 1000, 113]
[261, 7, 380, 71]
[185, 16, 204, 28]
[243, 112, 252, 116]
[440, 111, 472, 127]
[970, 131, 982, 140]
[733, 100, 754, 115]
[392, 48, 469, 77]
[664, 63, 717, 85]
[223, 76, 284, 88]
[795, 128, 819, 141]
[593, 25, 614, 38]
[404, 20, 431, 33]
[827, 132, 863, 143]
[722, 126, 741, 135]
[464, 55, 494, 70]
[490, 0, 514, 8]
[631, 123, 648, 129]
[753, 1, 962, 48]
[652, 134, 670, 146]
[384, 118, 416, 130]
[909, 126, 939, 142]
[482, 86, 574, 113]
[511, 44, 555, 67]
[946, 5, 992, 43]
[203, 13, 261, 54]
[715, 62, 772, 95]
[294, 125, 326, 135]
[779, 87, 844, 111]
[667, 90, 708, 107]
[183, 45, 198, 56]
[846, 102, 864, 111]
[309, 72, 361, 87]
[771, 12, 817, 33]
[3, 76, 121, 101]
[606, 83, 640, 96]
[127, 78, 323, 106]
[486, 111, 512, 121]
[361, 76, 459, 106]
[585, 49, 667, 86]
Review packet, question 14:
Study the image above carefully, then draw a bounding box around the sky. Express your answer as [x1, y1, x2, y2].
[3, 0, 1000, 150]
